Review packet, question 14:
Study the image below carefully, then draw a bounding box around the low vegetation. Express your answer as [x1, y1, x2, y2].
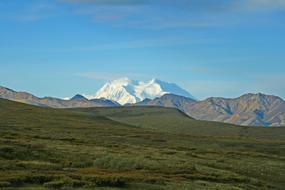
[0, 99, 284, 189]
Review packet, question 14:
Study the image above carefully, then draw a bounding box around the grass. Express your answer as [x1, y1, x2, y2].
[0, 98, 284, 189]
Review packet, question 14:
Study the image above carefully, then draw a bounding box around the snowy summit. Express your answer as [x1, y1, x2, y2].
[86, 78, 195, 105]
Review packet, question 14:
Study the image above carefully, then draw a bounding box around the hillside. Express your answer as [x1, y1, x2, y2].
[0, 99, 285, 189]
[136, 93, 285, 127]
[75, 106, 285, 140]
[134, 94, 196, 116]
[0, 86, 119, 108]
[188, 93, 285, 126]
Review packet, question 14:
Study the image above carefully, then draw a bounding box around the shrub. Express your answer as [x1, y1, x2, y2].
[0, 181, 11, 187]
[15, 161, 61, 170]
[84, 176, 126, 187]
[4, 174, 55, 187]
[6, 176, 26, 186]
[0, 146, 18, 159]
[24, 174, 54, 184]
[93, 155, 144, 170]
[43, 177, 85, 189]
[0, 145, 56, 161]
[43, 180, 65, 189]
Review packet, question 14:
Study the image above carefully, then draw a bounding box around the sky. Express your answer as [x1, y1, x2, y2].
[0, 0, 285, 100]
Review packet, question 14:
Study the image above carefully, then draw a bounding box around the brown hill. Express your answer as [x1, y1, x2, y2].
[136, 93, 285, 126]
[0, 86, 119, 108]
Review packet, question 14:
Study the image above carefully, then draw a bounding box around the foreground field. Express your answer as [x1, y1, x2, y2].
[0, 99, 285, 189]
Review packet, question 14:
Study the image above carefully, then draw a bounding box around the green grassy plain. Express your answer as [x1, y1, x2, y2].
[0, 99, 285, 189]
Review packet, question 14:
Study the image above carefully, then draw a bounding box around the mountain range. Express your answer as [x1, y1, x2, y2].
[135, 93, 285, 127]
[1, 78, 285, 126]
[0, 86, 119, 108]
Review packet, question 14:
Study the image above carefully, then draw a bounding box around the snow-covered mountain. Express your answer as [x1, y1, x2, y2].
[86, 78, 195, 105]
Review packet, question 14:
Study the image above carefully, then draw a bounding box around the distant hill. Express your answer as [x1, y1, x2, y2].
[0, 86, 119, 108]
[135, 94, 197, 114]
[70, 94, 89, 101]
[188, 93, 285, 126]
[2, 85, 285, 126]
[136, 93, 285, 127]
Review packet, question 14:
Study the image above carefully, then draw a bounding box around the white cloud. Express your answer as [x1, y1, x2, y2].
[61, 0, 285, 28]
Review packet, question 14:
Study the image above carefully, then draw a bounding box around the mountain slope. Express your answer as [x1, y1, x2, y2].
[74, 105, 285, 140]
[136, 93, 285, 126]
[70, 94, 88, 101]
[90, 78, 195, 105]
[0, 86, 119, 108]
[188, 93, 285, 126]
[135, 94, 197, 114]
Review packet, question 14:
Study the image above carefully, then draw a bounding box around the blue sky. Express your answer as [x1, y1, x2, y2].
[0, 0, 285, 100]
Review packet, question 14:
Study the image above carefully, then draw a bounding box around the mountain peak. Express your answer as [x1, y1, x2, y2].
[91, 78, 195, 105]
[239, 92, 282, 102]
[0, 86, 15, 92]
[149, 78, 160, 83]
[70, 94, 88, 101]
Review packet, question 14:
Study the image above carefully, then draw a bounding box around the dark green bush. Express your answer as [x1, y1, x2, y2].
[93, 155, 144, 170]
[5, 174, 55, 187]
[84, 176, 126, 187]
[0, 145, 56, 161]
[43, 177, 85, 189]
[0, 146, 19, 159]
[24, 174, 54, 184]
[0, 181, 11, 187]
[43, 180, 65, 189]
